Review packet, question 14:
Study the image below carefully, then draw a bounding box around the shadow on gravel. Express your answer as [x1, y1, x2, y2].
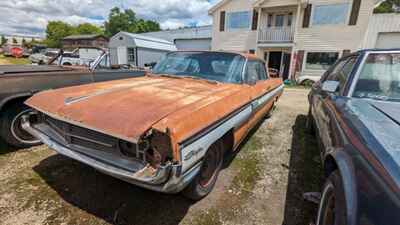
[282, 115, 323, 225]
[34, 154, 194, 225]
[0, 137, 18, 155]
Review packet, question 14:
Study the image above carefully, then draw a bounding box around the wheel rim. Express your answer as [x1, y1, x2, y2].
[10, 109, 41, 145]
[199, 148, 222, 188]
[316, 183, 336, 225]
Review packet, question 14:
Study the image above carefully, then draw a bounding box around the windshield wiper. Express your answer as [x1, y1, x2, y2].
[155, 74, 219, 84]
[182, 76, 219, 84]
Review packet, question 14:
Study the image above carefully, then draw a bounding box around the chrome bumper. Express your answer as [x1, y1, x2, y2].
[22, 116, 201, 194]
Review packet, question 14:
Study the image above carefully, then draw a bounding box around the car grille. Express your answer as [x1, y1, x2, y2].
[41, 114, 146, 162]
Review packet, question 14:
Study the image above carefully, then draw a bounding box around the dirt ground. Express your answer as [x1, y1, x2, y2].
[0, 88, 323, 225]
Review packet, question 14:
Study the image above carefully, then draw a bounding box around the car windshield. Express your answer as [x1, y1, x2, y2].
[353, 53, 400, 102]
[152, 52, 246, 84]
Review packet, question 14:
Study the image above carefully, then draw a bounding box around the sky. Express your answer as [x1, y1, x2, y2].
[0, 0, 220, 37]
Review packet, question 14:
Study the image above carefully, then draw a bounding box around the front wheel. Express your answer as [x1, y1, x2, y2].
[316, 171, 347, 225]
[0, 102, 41, 148]
[182, 140, 224, 200]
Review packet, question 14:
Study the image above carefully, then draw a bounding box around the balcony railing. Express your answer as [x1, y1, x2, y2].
[258, 27, 295, 43]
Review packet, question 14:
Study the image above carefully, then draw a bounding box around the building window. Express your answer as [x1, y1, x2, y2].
[127, 48, 135, 63]
[305, 52, 339, 70]
[220, 11, 226, 31]
[288, 13, 293, 26]
[267, 14, 273, 27]
[227, 11, 251, 29]
[312, 4, 349, 26]
[275, 15, 285, 27]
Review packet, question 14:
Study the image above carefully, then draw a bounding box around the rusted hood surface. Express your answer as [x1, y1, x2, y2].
[25, 76, 241, 142]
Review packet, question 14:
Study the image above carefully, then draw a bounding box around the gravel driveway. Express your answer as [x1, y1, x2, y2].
[0, 87, 322, 225]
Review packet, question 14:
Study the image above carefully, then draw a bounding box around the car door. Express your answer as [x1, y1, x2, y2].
[245, 60, 277, 129]
[311, 56, 358, 155]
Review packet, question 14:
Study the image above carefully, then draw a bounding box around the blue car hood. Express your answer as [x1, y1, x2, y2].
[344, 98, 400, 165]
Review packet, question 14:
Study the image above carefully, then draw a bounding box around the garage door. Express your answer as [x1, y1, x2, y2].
[376, 32, 400, 49]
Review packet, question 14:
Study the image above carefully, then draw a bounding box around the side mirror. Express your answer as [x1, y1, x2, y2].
[322, 80, 340, 93]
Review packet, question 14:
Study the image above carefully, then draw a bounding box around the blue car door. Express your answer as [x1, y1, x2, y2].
[311, 56, 358, 155]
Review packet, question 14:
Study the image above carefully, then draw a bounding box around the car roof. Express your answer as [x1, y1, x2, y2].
[357, 48, 400, 53]
[169, 50, 264, 62]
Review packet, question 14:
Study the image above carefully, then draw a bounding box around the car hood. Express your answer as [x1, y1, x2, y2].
[25, 75, 242, 142]
[0, 65, 72, 75]
[344, 98, 400, 164]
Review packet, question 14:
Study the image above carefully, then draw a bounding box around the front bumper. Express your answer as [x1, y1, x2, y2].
[22, 115, 201, 194]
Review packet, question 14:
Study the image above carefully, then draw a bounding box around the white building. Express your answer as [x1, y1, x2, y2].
[209, 0, 391, 83]
[361, 13, 400, 49]
[109, 32, 177, 67]
[141, 26, 212, 51]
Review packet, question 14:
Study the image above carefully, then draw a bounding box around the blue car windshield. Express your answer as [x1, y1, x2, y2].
[353, 53, 400, 102]
[152, 52, 246, 84]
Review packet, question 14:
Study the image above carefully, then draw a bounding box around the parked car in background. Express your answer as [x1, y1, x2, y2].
[0, 49, 145, 148]
[29, 49, 59, 64]
[307, 49, 400, 225]
[2, 43, 30, 57]
[23, 51, 283, 200]
[59, 47, 103, 66]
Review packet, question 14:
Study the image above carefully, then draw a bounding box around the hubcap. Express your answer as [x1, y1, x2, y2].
[10, 109, 41, 145]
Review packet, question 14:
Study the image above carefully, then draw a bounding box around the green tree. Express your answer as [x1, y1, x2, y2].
[12, 38, 18, 44]
[45, 21, 74, 48]
[75, 23, 103, 35]
[104, 7, 161, 37]
[374, 0, 400, 13]
[1, 35, 7, 46]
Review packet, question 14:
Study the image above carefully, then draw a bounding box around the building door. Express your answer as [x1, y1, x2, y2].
[268, 51, 282, 72]
[282, 53, 291, 80]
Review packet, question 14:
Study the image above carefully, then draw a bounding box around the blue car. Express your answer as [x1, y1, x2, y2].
[308, 49, 400, 225]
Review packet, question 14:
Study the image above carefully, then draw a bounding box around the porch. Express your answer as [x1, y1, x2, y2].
[256, 5, 299, 44]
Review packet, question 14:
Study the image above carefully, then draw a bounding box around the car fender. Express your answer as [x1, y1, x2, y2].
[325, 149, 358, 225]
[0, 92, 34, 112]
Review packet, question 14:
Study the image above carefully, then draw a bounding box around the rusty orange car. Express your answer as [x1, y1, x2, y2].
[22, 51, 283, 200]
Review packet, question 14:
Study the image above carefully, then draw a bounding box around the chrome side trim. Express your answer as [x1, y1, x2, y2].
[180, 84, 284, 173]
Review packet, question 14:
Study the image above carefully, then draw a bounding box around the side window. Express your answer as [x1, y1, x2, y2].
[325, 56, 357, 92]
[257, 61, 268, 80]
[245, 61, 259, 84]
[337, 57, 357, 91]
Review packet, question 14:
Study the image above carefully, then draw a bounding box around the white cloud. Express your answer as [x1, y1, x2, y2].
[0, 0, 219, 36]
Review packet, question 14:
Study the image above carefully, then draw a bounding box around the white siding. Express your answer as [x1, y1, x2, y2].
[362, 14, 400, 49]
[211, 0, 258, 52]
[175, 39, 212, 50]
[295, 0, 375, 78]
[295, 0, 375, 52]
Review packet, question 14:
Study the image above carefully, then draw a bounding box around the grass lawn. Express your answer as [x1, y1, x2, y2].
[0, 54, 30, 65]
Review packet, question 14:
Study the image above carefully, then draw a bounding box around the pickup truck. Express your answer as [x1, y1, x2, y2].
[0, 50, 145, 148]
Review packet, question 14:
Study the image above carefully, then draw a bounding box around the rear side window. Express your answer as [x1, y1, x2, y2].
[245, 60, 268, 84]
[353, 53, 400, 101]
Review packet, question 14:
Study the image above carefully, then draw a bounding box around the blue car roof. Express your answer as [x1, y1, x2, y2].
[357, 48, 400, 53]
